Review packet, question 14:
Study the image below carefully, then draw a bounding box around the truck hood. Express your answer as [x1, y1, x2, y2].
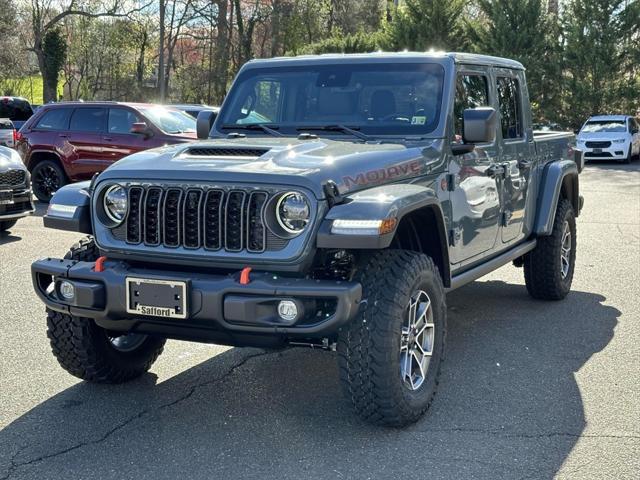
[98, 137, 443, 199]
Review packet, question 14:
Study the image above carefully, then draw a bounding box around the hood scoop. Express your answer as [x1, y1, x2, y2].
[185, 147, 270, 158]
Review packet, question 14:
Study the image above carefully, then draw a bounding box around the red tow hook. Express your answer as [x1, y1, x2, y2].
[239, 267, 252, 285]
[94, 256, 107, 273]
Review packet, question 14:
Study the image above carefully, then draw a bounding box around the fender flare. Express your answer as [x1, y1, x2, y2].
[316, 184, 451, 285]
[533, 160, 580, 236]
[43, 181, 93, 234]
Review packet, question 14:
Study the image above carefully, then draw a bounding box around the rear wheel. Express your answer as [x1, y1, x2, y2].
[338, 250, 446, 427]
[524, 198, 576, 300]
[0, 219, 18, 232]
[46, 237, 165, 383]
[32, 159, 67, 203]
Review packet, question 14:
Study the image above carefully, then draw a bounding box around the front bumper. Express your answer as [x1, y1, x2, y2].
[31, 258, 362, 347]
[0, 187, 34, 220]
[581, 144, 629, 160]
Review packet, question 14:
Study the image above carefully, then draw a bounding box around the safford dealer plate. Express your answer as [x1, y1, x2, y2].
[126, 277, 188, 319]
[0, 190, 13, 205]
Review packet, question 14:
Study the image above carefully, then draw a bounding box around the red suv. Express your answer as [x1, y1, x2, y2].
[16, 102, 198, 202]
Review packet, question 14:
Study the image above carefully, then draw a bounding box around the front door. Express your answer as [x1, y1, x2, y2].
[495, 71, 533, 243]
[102, 108, 149, 164]
[449, 69, 501, 264]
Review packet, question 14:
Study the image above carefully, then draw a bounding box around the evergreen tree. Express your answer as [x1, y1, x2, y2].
[563, 0, 639, 127]
[469, 0, 562, 122]
[381, 0, 468, 51]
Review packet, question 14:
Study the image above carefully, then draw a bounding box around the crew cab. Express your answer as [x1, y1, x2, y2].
[577, 115, 640, 163]
[33, 53, 583, 426]
[16, 102, 198, 202]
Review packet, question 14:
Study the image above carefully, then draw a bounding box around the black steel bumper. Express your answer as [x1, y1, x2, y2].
[31, 258, 362, 347]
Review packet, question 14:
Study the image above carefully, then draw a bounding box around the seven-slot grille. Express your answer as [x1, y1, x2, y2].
[123, 186, 269, 253]
[0, 169, 26, 187]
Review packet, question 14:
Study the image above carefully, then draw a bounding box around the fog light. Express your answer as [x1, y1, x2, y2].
[277, 300, 298, 321]
[59, 280, 75, 300]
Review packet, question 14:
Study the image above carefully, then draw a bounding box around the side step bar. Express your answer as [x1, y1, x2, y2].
[447, 239, 537, 292]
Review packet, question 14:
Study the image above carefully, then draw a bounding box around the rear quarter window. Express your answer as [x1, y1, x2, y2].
[34, 108, 72, 130]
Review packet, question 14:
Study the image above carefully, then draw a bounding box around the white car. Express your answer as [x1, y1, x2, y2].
[577, 115, 640, 163]
[0, 146, 35, 232]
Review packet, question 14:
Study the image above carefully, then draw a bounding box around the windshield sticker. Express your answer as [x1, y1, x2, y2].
[411, 116, 427, 125]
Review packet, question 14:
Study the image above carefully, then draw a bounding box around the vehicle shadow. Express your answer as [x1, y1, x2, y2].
[0, 231, 21, 245]
[0, 281, 619, 479]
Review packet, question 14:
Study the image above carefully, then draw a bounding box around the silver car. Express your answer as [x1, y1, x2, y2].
[0, 146, 35, 232]
[0, 118, 15, 148]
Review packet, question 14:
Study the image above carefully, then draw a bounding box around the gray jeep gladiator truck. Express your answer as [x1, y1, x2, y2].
[32, 53, 583, 426]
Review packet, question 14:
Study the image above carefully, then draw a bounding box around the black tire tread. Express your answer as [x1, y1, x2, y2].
[47, 237, 165, 383]
[524, 198, 575, 300]
[338, 250, 446, 427]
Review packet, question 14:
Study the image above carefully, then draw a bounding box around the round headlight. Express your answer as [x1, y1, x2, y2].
[276, 192, 310, 234]
[104, 185, 128, 224]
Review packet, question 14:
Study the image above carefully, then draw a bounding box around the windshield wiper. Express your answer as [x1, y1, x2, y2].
[221, 124, 283, 137]
[296, 124, 371, 141]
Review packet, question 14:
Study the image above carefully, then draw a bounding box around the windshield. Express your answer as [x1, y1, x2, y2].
[218, 63, 445, 137]
[581, 120, 626, 133]
[140, 107, 196, 134]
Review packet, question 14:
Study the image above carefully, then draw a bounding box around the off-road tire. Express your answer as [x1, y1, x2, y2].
[46, 237, 166, 383]
[337, 250, 447, 427]
[0, 219, 18, 232]
[524, 198, 576, 300]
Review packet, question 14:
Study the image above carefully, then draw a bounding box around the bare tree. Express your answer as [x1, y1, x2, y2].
[22, 0, 150, 102]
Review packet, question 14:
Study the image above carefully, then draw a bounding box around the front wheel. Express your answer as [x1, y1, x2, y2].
[338, 250, 446, 427]
[46, 236, 165, 382]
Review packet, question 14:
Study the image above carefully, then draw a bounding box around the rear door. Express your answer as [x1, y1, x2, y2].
[495, 69, 534, 244]
[449, 67, 501, 264]
[102, 107, 149, 163]
[67, 107, 108, 179]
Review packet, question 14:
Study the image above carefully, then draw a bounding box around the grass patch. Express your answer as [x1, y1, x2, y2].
[0, 75, 64, 105]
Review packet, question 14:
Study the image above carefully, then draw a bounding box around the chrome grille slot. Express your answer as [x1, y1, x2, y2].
[247, 192, 267, 252]
[225, 191, 246, 251]
[143, 188, 163, 245]
[163, 189, 183, 247]
[126, 187, 144, 244]
[183, 189, 203, 249]
[203, 190, 224, 250]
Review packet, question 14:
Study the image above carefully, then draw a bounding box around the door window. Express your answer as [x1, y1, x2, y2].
[108, 108, 140, 134]
[496, 77, 523, 139]
[69, 108, 106, 133]
[34, 109, 71, 130]
[454, 74, 489, 141]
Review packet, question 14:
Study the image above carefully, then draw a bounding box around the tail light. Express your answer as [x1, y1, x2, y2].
[14, 130, 21, 143]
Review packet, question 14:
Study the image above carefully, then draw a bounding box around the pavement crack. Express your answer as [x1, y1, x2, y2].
[0, 349, 272, 480]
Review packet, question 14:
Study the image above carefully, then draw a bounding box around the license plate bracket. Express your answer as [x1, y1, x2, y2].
[126, 277, 188, 319]
[0, 190, 13, 205]
[593, 148, 602, 153]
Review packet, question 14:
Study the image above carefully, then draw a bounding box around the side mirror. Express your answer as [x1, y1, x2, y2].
[462, 107, 497, 144]
[130, 122, 151, 137]
[196, 110, 217, 139]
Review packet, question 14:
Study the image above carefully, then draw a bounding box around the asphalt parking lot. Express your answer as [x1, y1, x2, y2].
[1, 162, 638, 479]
